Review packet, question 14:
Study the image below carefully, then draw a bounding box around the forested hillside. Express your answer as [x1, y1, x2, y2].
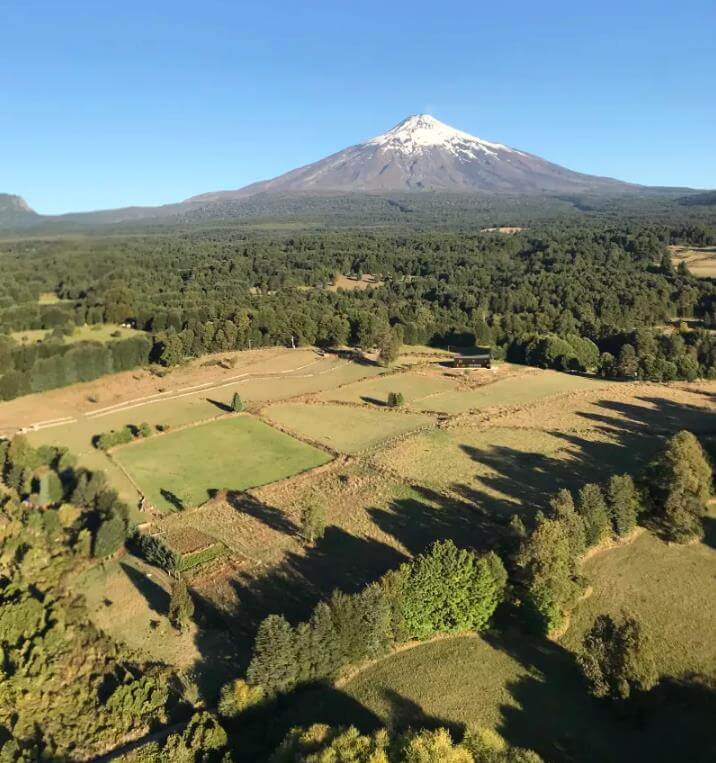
[0, 220, 715, 401]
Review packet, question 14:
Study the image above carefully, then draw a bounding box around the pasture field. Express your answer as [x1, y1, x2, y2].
[411, 368, 610, 414]
[332, 624, 713, 763]
[317, 364, 611, 415]
[11, 323, 141, 345]
[562, 522, 716, 677]
[14, 349, 383, 515]
[261, 402, 434, 453]
[317, 371, 457, 406]
[373, 380, 716, 517]
[114, 416, 331, 512]
[669, 244, 716, 278]
[77, 554, 203, 669]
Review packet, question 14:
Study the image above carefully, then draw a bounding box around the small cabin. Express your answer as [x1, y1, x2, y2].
[452, 347, 492, 369]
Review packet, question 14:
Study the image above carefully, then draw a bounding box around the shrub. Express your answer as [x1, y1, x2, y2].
[218, 679, 264, 719]
[387, 391, 404, 408]
[299, 503, 327, 544]
[95, 426, 134, 451]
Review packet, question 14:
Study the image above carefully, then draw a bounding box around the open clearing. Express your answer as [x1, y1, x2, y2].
[317, 371, 457, 406]
[328, 273, 384, 291]
[114, 416, 330, 512]
[562, 523, 716, 677]
[11, 323, 141, 345]
[261, 402, 434, 453]
[317, 364, 610, 415]
[669, 244, 716, 278]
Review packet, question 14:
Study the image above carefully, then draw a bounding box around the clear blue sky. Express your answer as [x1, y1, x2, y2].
[2, 1, 714, 214]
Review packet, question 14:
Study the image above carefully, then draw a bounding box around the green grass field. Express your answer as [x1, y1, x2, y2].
[317, 372, 457, 406]
[113, 415, 331, 512]
[11, 323, 141, 345]
[262, 402, 434, 453]
[562, 527, 716, 677]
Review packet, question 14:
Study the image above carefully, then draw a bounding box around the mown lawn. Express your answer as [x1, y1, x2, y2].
[114, 415, 331, 512]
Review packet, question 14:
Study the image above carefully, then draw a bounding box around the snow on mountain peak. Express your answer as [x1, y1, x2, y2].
[366, 114, 516, 158]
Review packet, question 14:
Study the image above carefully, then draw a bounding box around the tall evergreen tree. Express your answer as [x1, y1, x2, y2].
[577, 483, 611, 547]
[549, 489, 586, 559]
[605, 474, 641, 537]
[247, 615, 298, 694]
[647, 430, 712, 542]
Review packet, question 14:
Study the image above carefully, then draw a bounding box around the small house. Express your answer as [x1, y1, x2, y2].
[452, 347, 492, 369]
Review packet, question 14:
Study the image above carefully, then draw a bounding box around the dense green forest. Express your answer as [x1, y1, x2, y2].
[1, 216, 715, 400]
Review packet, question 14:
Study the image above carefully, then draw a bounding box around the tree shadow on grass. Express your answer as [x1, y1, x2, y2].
[120, 561, 169, 616]
[483, 622, 716, 763]
[368, 483, 506, 558]
[206, 397, 232, 413]
[226, 490, 300, 536]
[361, 395, 387, 407]
[160, 488, 185, 512]
[227, 682, 384, 759]
[444, 393, 716, 530]
[226, 525, 407, 634]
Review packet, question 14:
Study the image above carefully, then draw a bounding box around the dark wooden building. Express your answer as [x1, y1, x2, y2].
[452, 347, 492, 368]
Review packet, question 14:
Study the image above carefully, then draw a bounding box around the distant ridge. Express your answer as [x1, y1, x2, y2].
[0, 194, 39, 227]
[1, 115, 711, 228]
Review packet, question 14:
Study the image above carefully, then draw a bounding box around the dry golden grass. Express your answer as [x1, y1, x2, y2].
[327, 274, 384, 291]
[669, 244, 716, 278]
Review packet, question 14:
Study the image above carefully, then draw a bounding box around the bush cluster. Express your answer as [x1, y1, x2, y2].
[246, 540, 507, 696]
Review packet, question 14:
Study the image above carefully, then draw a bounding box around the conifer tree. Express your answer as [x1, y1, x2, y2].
[549, 488, 586, 559]
[605, 474, 641, 537]
[168, 576, 194, 630]
[517, 515, 581, 633]
[308, 601, 340, 679]
[247, 614, 298, 694]
[647, 430, 712, 542]
[577, 483, 611, 547]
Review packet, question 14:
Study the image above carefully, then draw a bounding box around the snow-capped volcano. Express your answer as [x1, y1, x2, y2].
[367, 114, 517, 158]
[189, 114, 635, 201]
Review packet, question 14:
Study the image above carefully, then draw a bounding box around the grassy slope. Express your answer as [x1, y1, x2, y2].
[262, 403, 435, 453]
[11, 323, 141, 344]
[114, 415, 331, 512]
[562, 525, 716, 677]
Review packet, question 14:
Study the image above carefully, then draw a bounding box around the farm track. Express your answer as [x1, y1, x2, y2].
[21, 354, 335, 433]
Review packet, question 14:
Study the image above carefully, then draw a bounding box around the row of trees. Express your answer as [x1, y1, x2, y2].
[246, 541, 507, 695]
[122, 714, 542, 763]
[0, 333, 152, 401]
[514, 431, 712, 634]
